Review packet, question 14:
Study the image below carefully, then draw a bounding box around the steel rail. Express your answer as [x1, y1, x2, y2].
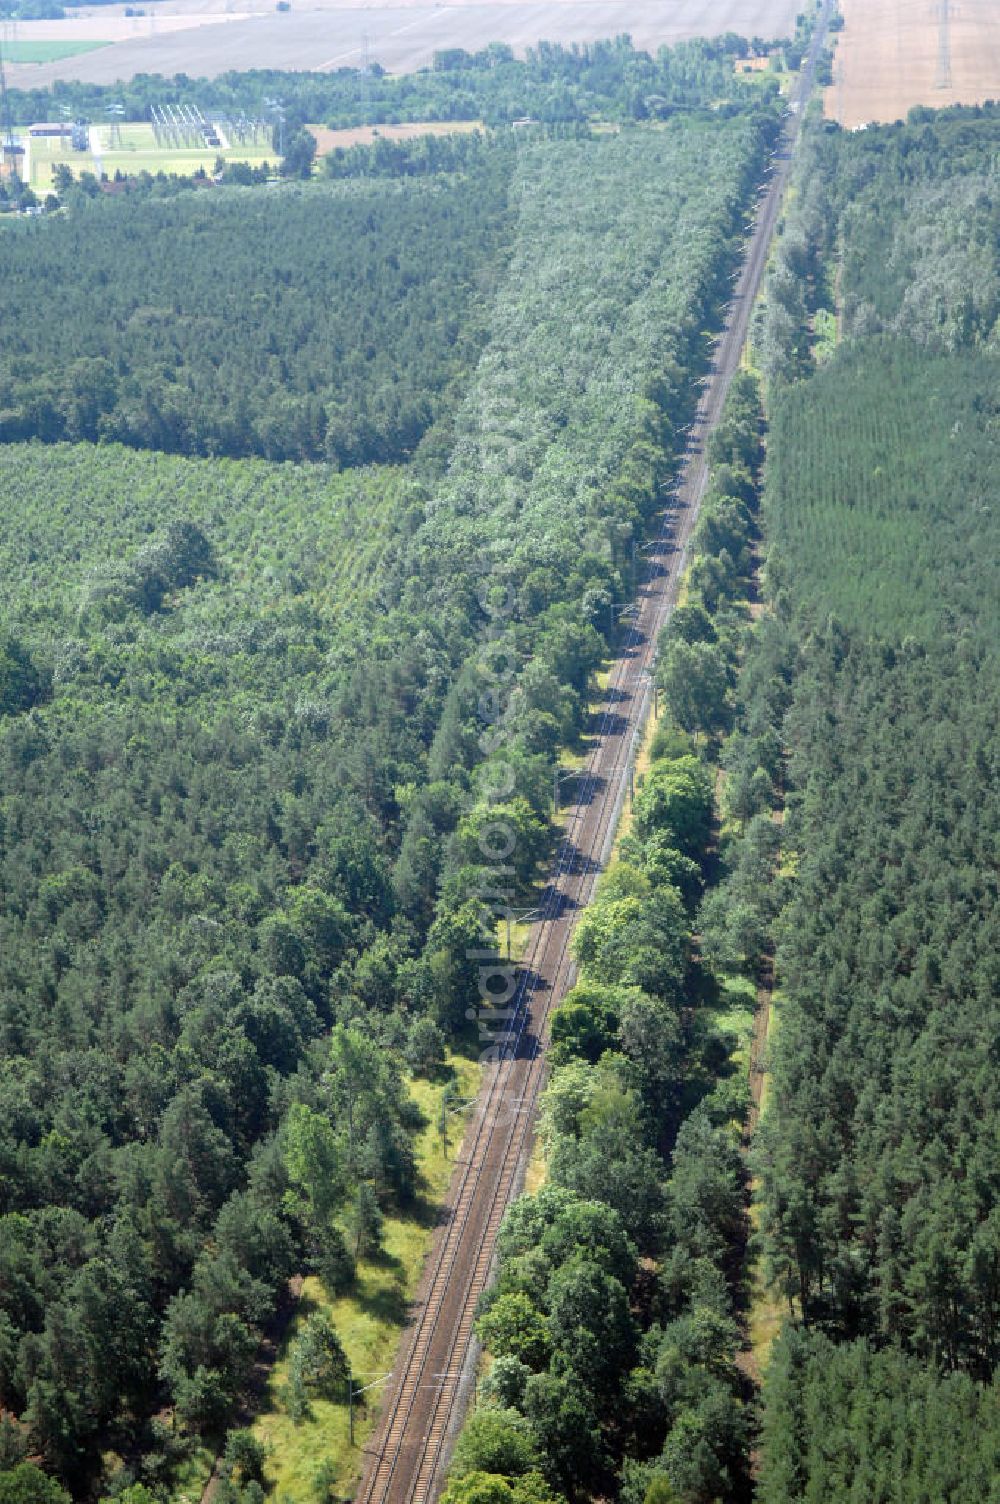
[355, 11, 833, 1495]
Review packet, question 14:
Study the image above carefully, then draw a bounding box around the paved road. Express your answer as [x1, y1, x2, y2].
[353, 10, 832, 1502]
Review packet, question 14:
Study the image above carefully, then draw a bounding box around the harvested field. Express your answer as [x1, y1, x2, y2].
[308, 119, 481, 152]
[3, 12, 245, 41]
[0, 38, 111, 61]
[826, 0, 1000, 128]
[5, 0, 801, 87]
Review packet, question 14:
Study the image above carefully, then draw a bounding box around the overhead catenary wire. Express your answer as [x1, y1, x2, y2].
[356, 9, 834, 1498]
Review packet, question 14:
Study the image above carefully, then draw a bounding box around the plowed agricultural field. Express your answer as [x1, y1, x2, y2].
[826, 0, 1000, 127]
[5, 0, 800, 86]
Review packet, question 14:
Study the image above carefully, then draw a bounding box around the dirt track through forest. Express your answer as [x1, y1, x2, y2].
[353, 8, 833, 1502]
[743, 799, 784, 1148]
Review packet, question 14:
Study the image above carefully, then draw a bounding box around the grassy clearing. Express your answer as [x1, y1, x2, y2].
[745, 980, 786, 1373]
[253, 1052, 480, 1503]
[746, 1185, 786, 1368]
[494, 916, 535, 965]
[165, 1443, 215, 1504]
[746, 991, 787, 1366]
[812, 305, 838, 362]
[706, 973, 756, 1134]
[104, 147, 271, 178]
[522, 1136, 547, 1197]
[25, 134, 77, 189]
[713, 975, 756, 1073]
[757, 984, 781, 1120]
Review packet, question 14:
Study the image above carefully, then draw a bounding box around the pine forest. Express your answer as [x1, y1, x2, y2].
[0, 82, 780, 1502]
[2, 17, 999, 1504]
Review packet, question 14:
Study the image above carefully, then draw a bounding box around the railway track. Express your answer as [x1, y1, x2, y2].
[354, 15, 831, 1500]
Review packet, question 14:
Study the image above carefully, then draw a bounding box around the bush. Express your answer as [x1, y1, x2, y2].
[0, 1466, 71, 1504]
[405, 1015, 446, 1075]
[450, 1408, 543, 1479]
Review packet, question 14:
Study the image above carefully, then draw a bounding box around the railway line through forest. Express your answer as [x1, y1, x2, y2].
[354, 10, 832, 1501]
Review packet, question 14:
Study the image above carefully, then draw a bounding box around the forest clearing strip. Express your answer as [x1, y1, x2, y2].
[736, 786, 786, 1400]
[743, 800, 784, 1149]
[353, 17, 832, 1502]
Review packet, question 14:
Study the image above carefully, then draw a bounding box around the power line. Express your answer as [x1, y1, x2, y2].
[936, 0, 953, 89]
[0, 30, 23, 207]
[360, 31, 372, 123]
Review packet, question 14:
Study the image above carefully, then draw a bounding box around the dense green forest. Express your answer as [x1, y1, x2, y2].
[0, 145, 515, 463]
[0, 107, 774, 1501]
[766, 342, 1000, 639]
[729, 106, 1000, 1495]
[757, 102, 1000, 384]
[5, 34, 783, 131]
[760, 1330, 1000, 1504]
